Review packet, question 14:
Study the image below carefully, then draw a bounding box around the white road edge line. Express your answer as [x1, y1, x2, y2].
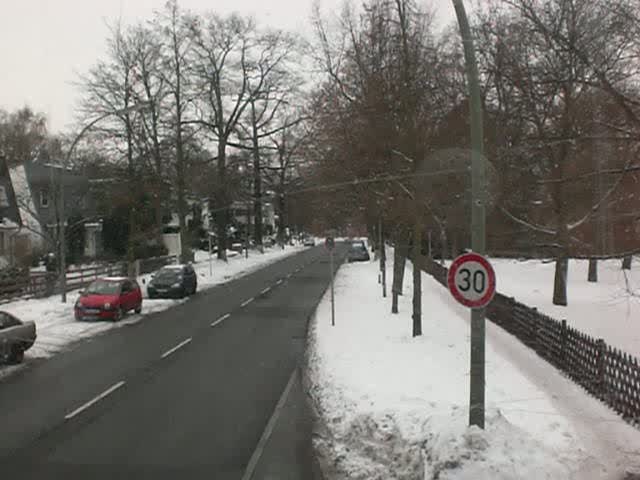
[240, 297, 254, 307]
[160, 338, 192, 359]
[211, 313, 231, 327]
[241, 368, 298, 480]
[64, 381, 126, 420]
[260, 286, 271, 295]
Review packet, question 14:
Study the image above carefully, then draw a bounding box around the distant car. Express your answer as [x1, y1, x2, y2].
[303, 237, 316, 247]
[147, 264, 197, 299]
[0, 311, 36, 364]
[75, 277, 143, 322]
[347, 242, 370, 262]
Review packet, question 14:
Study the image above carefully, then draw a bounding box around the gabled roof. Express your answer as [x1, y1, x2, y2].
[8, 164, 43, 237]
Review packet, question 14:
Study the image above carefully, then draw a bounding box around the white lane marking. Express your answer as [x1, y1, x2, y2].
[286, 273, 292, 279]
[241, 368, 298, 480]
[160, 338, 192, 359]
[260, 286, 271, 295]
[211, 313, 231, 327]
[275, 279, 283, 286]
[64, 381, 126, 420]
[240, 297, 254, 308]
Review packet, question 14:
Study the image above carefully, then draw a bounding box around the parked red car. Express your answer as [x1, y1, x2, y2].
[74, 277, 142, 322]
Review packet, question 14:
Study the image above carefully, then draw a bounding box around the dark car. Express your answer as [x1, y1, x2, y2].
[147, 264, 197, 299]
[0, 311, 36, 364]
[74, 277, 143, 322]
[347, 242, 370, 262]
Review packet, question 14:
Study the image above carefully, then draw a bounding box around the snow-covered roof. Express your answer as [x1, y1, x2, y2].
[8, 164, 43, 237]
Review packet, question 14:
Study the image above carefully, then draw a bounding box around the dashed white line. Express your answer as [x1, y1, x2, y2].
[64, 381, 126, 420]
[240, 297, 255, 307]
[275, 279, 283, 286]
[211, 313, 231, 327]
[260, 286, 271, 295]
[160, 338, 192, 359]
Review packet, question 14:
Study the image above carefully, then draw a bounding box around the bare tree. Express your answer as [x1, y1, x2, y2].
[154, 0, 197, 262]
[189, 13, 257, 260]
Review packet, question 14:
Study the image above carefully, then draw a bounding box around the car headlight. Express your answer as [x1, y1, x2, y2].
[103, 302, 112, 310]
[171, 282, 182, 288]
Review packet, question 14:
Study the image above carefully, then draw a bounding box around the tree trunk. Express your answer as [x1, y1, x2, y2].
[440, 229, 447, 265]
[412, 221, 422, 337]
[380, 219, 386, 297]
[588, 258, 598, 282]
[276, 190, 286, 248]
[391, 230, 408, 314]
[251, 101, 264, 252]
[452, 231, 458, 259]
[216, 139, 228, 261]
[553, 255, 568, 306]
[622, 255, 632, 270]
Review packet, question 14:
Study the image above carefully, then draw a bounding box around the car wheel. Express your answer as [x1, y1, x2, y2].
[134, 303, 142, 314]
[8, 345, 24, 364]
[113, 307, 123, 322]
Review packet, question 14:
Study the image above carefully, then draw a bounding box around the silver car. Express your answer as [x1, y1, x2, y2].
[0, 311, 36, 364]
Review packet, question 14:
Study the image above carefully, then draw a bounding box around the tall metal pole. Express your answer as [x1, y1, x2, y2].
[452, 0, 486, 429]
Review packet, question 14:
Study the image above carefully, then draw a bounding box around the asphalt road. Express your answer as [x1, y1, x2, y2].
[0, 244, 346, 479]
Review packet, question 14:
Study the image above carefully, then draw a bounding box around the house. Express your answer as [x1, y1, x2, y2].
[1, 157, 102, 264]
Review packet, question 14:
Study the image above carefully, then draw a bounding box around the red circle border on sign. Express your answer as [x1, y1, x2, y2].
[447, 253, 496, 308]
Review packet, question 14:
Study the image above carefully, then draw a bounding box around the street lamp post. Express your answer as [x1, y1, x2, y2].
[58, 103, 150, 303]
[451, 0, 487, 429]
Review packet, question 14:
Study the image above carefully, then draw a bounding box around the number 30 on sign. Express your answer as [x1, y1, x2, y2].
[447, 253, 496, 309]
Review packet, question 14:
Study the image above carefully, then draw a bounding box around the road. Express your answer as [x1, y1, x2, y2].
[0, 244, 345, 479]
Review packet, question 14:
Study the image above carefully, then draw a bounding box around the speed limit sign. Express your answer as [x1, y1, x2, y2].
[447, 253, 496, 308]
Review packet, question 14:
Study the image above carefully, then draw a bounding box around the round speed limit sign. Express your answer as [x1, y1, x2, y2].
[447, 253, 496, 308]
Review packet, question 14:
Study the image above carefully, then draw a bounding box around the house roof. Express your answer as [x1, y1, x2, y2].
[8, 164, 43, 237]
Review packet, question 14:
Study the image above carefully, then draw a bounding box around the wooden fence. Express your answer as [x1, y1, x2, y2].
[419, 255, 640, 428]
[0, 262, 127, 304]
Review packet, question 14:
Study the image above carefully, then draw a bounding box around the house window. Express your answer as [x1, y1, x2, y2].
[40, 190, 49, 208]
[0, 186, 9, 207]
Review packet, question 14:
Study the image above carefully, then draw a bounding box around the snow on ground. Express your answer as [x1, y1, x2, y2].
[1, 245, 306, 369]
[483, 258, 640, 357]
[307, 250, 640, 480]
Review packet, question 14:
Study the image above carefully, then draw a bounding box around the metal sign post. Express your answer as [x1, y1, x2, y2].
[452, 0, 487, 429]
[208, 235, 213, 277]
[326, 236, 336, 326]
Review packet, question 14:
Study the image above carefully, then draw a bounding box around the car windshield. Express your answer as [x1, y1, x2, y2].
[154, 270, 182, 281]
[85, 280, 120, 295]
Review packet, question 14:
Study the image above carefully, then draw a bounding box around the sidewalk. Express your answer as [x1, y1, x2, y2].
[306, 249, 640, 479]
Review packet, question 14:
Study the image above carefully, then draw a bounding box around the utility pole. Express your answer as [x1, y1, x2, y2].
[453, 0, 486, 429]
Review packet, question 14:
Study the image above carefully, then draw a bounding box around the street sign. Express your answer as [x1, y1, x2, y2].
[325, 236, 335, 251]
[447, 253, 496, 309]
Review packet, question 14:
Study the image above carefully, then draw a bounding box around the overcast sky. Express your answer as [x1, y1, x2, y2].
[0, 0, 455, 133]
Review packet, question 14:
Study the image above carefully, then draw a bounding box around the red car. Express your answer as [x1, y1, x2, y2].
[74, 277, 142, 322]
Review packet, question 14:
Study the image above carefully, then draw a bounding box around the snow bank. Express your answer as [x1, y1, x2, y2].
[307, 250, 640, 479]
[489, 258, 640, 357]
[1, 245, 306, 369]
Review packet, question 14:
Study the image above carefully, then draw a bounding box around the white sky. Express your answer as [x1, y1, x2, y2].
[0, 0, 456, 133]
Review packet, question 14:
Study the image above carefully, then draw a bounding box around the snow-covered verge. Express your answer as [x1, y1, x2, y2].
[1, 245, 306, 370]
[484, 258, 640, 357]
[306, 251, 640, 480]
